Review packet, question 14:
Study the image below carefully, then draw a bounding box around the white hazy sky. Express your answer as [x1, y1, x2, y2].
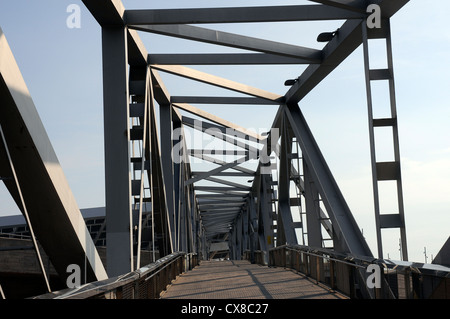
[0, 1, 448, 263]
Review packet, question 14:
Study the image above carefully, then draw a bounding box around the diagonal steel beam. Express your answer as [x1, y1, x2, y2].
[134, 24, 322, 63]
[82, 0, 125, 26]
[192, 171, 254, 177]
[182, 116, 261, 155]
[286, 0, 409, 103]
[189, 152, 255, 175]
[153, 64, 283, 102]
[0, 26, 108, 281]
[186, 154, 257, 186]
[171, 96, 278, 105]
[204, 176, 252, 190]
[285, 19, 362, 103]
[284, 103, 372, 257]
[174, 103, 266, 141]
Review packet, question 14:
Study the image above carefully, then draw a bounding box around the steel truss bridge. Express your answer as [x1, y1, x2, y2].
[0, 0, 449, 300]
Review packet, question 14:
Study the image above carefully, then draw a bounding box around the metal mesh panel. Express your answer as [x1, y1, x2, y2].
[121, 283, 135, 299]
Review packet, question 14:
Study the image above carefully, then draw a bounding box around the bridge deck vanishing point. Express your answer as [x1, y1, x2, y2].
[161, 260, 347, 299]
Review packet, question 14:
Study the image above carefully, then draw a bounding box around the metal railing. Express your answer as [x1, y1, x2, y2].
[246, 245, 450, 299]
[32, 252, 198, 299]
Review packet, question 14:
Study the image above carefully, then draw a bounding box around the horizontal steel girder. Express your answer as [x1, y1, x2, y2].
[124, 5, 365, 25]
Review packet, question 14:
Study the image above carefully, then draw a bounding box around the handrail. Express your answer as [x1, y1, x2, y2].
[31, 252, 198, 299]
[254, 245, 450, 299]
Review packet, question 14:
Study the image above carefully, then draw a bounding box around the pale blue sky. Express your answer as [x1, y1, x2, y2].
[0, 1, 448, 263]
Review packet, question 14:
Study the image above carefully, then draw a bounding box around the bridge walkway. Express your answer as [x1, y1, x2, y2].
[161, 260, 347, 299]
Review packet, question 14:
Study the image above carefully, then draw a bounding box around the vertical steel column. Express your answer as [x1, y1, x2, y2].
[135, 68, 150, 269]
[179, 162, 187, 253]
[160, 104, 177, 252]
[102, 26, 133, 276]
[147, 72, 157, 262]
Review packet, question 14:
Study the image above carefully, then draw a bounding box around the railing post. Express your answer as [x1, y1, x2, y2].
[404, 268, 412, 299]
[330, 260, 336, 290]
[316, 255, 320, 284]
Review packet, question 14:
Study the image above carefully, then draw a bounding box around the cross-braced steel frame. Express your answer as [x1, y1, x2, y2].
[82, 0, 410, 277]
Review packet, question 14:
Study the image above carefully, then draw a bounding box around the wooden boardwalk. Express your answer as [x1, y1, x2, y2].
[161, 260, 347, 299]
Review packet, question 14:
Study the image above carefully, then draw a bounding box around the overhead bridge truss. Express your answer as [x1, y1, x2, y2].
[0, 0, 411, 297]
[80, 0, 410, 276]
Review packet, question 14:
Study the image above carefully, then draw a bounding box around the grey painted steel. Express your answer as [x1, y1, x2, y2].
[159, 103, 177, 253]
[149, 53, 313, 65]
[276, 115, 298, 245]
[102, 26, 134, 277]
[181, 117, 260, 154]
[78, 0, 410, 287]
[171, 96, 278, 105]
[124, 5, 365, 25]
[0, 124, 51, 292]
[0, 27, 107, 282]
[174, 103, 265, 141]
[82, 0, 125, 27]
[148, 78, 176, 257]
[134, 24, 322, 63]
[309, 0, 368, 13]
[285, 19, 362, 104]
[285, 0, 409, 104]
[362, 20, 408, 260]
[303, 161, 323, 248]
[131, 68, 151, 269]
[153, 65, 283, 102]
[130, 64, 176, 261]
[284, 103, 372, 257]
[433, 237, 450, 268]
